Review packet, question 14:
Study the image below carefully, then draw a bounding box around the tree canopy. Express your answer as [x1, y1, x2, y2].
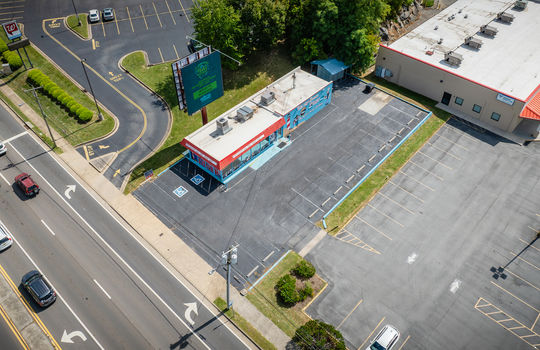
[293, 319, 346, 350]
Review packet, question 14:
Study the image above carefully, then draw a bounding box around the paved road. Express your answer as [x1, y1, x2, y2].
[0, 314, 24, 350]
[0, 107, 248, 348]
[22, 0, 194, 188]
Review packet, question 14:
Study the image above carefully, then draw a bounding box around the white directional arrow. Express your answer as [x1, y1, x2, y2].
[184, 302, 198, 326]
[64, 185, 76, 199]
[61, 330, 87, 343]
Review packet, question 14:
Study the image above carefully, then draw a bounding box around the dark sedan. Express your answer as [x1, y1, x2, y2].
[21, 270, 56, 307]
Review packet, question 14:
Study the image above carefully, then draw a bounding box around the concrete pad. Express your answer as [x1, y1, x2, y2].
[1, 293, 33, 330]
[20, 323, 54, 350]
[358, 91, 393, 115]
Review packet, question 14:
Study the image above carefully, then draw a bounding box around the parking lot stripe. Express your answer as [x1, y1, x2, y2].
[165, 0, 176, 25]
[92, 39, 96, 50]
[532, 313, 540, 331]
[291, 187, 321, 210]
[140, 5, 149, 30]
[418, 151, 452, 169]
[337, 299, 363, 329]
[486, 311, 503, 315]
[357, 217, 392, 240]
[437, 134, 469, 151]
[173, 44, 179, 59]
[100, 20, 105, 37]
[358, 317, 385, 350]
[397, 335, 410, 350]
[0, 16, 22, 20]
[83, 145, 90, 161]
[178, 0, 189, 22]
[378, 192, 415, 214]
[399, 170, 435, 191]
[0, 5, 24, 9]
[0, 172, 9, 185]
[153, 2, 163, 28]
[158, 47, 164, 62]
[444, 125, 479, 143]
[367, 204, 404, 227]
[427, 142, 462, 160]
[126, 7, 134, 32]
[0, 10, 22, 15]
[388, 181, 424, 202]
[510, 251, 540, 271]
[520, 238, 540, 253]
[113, 9, 120, 34]
[527, 226, 539, 233]
[491, 281, 539, 312]
[505, 269, 540, 292]
[408, 160, 443, 181]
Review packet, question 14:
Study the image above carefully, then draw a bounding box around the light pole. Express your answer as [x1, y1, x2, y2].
[80, 58, 103, 121]
[24, 86, 56, 148]
[70, 0, 81, 25]
[209, 244, 238, 310]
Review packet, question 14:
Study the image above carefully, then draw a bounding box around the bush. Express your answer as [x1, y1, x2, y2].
[78, 109, 93, 122]
[2, 51, 23, 70]
[65, 99, 77, 109]
[57, 92, 70, 104]
[0, 39, 7, 54]
[276, 274, 299, 306]
[299, 282, 313, 302]
[69, 103, 82, 114]
[50, 87, 63, 100]
[293, 320, 346, 350]
[293, 260, 316, 279]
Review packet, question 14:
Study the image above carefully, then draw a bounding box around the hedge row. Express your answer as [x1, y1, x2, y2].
[0, 38, 23, 70]
[27, 69, 93, 122]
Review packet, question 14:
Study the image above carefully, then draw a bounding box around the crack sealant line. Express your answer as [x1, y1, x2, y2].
[248, 250, 290, 291]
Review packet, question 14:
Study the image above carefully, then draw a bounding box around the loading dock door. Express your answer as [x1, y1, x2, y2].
[441, 92, 452, 105]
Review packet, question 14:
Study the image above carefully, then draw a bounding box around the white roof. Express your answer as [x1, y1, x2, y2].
[183, 68, 330, 162]
[389, 0, 540, 101]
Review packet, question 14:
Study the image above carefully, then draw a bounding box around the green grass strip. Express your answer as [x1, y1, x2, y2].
[66, 14, 89, 39]
[214, 297, 277, 350]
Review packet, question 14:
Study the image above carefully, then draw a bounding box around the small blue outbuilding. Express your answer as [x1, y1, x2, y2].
[310, 58, 349, 82]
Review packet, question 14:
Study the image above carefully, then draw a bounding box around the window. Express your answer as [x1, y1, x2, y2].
[472, 104, 482, 113]
[491, 112, 501, 121]
[455, 97, 464, 106]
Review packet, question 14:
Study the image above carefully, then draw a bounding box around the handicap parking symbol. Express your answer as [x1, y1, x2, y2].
[173, 186, 188, 198]
[191, 174, 205, 185]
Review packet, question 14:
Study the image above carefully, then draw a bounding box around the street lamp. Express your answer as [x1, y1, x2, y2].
[80, 58, 103, 121]
[71, 0, 81, 26]
[208, 245, 238, 310]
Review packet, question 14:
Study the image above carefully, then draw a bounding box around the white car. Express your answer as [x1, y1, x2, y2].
[366, 325, 400, 350]
[0, 220, 13, 252]
[88, 9, 100, 23]
[0, 141, 6, 156]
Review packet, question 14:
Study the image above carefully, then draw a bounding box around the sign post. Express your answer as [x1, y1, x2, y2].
[2, 21, 22, 40]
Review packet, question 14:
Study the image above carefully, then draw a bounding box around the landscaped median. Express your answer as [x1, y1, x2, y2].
[121, 48, 295, 193]
[66, 14, 90, 40]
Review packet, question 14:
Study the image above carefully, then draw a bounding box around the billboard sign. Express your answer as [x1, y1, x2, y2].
[171, 47, 210, 112]
[2, 21, 22, 40]
[180, 51, 224, 115]
[496, 93, 515, 106]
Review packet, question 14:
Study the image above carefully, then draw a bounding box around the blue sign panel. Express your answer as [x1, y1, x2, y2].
[191, 174, 205, 185]
[181, 51, 224, 115]
[285, 83, 333, 129]
[496, 93, 515, 106]
[173, 186, 188, 198]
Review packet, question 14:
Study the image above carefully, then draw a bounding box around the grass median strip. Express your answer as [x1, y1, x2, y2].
[122, 47, 295, 193]
[66, 14, 89, 39]
[320, 73, 450, 234]
[214, 297, 277, 350]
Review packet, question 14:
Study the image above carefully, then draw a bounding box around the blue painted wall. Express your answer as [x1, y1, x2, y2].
[284, 83, 333, 129]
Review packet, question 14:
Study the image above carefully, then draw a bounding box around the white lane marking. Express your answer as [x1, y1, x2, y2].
[8, 143, 215, 350]
[41, 220, 56, 236]
[64, 185, 76, 199]
[407, 253, 417, 264]
[0, 172, 9, 185]
[4, 131, 28, 143]
[10, 234, 103, 349]
[450, 279, 461, 293]
[184, 302, 198, 326]
[61, 330, 87, 343]
[93, 279, 111, 300]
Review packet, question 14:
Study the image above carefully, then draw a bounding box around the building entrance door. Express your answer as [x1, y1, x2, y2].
[441, 92, 452, 105]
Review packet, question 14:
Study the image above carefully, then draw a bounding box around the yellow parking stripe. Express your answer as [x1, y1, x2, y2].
[397, 335, 410, 350]
[153, 2, 162, 28]
[139, 4, 148, 30]
[491, 281, 539, 312]
[113, 9, 120, 34]
[100, 20, 105, 37]
[158, 47, 164, 62]
[0, 10, 23, 15]
[165, 0, 176, 25]
[0, 304, 29, 349]
[126, 6, 134, 32]
[83, 145, 90, 161]
[178, 0, 189, 22]
[172, 44, 179, 59]
[358, 317, 385, 350]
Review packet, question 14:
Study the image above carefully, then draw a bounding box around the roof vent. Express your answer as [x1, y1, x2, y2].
[515, 0, 528, 9]
[480, 24, 498, 36]
[216, 117, 231, 135]
[497, 12, 515, 23]
[236, 106, 254, 122]
[444, 51, 463, 66]
[260, 91, 275, 106]
[464, 36, 483, 49]
[438, 38, 444, 44]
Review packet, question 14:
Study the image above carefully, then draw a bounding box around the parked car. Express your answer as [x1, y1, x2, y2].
[14, 173, 40, 197]
[88, 9, 100, 23]
[102, 8, 114, 21]
[365, 325, 400, 350]
[0, 141, 6, 156]
[21, 270, 56, 307]
[0, 220, 13, 252]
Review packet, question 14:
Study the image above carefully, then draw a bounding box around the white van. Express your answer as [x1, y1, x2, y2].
[0, 220, 13, 251]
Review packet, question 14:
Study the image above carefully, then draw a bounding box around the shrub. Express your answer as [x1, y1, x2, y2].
[50, 87, 63, 100]
[299, 282, 313, 302]
[276, 274, 299, 306]
[293, 320, 346, 350]
[75, 105, 86, 116]
[69, 103, 82, 114]
[78, 109, 93, 122]
[65, 99, 77, 109]
[43, 82, 57, 94]
[57, 92, 70, 104]
[3, 51, 23, 70]
[293, 260, 316, 279]
[0, 39, 7, 54]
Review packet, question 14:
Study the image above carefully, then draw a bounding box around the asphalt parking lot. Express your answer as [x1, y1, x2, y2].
[133, 77, 429, 287]
[305, 120, 540, 349]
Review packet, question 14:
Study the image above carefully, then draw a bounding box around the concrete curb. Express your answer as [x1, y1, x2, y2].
[62, 14, 92, 41]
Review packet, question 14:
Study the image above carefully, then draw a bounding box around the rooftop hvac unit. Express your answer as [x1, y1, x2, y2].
[497, 12, 515, 23]
[236, 106, 254, 122]
[464, 36, 483, 49]
[515, 0, 528, 9]
[480, 24, 498, 36]
[216, 117, 231, 135]
[260, 91, 275, 106]
[444, 51, 463, 66]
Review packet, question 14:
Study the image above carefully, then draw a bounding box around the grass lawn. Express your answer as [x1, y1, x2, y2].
[0, 45, 114, 147]
[122, 47, 295, 193]
[214, 297, 277, 350]
[321, 73, 451, 234]
[246, 251, 322, 337]
[66, 14, 89, 39]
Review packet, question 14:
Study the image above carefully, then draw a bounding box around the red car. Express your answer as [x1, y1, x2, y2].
[15, 173, 40, 197]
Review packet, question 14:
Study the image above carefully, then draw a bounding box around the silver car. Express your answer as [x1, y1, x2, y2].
[88, 9, 100, 23]
[0, 141, 6, 156]
[366, 325, 400, 350]
[0, 220, 13, 251]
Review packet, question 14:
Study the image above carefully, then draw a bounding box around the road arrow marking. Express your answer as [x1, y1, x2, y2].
[407, 253, 417, 264]
[61, 330, 87, 343]
[98, 145, 109, 149]
[450, 279, 461, 293]
[108, 72, 114, 76]
[113, 169, 120, 178]
[184, 302, 198, 326]
[64, 185, 76, 199]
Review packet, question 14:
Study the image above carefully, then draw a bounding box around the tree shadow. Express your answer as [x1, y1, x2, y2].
[169, 310, 226, 349]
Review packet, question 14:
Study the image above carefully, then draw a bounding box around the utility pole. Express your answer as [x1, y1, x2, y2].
[80, 58, 103, 121]
[209, 244, 238, 310]
[71, 0, 81, 25]
[24, 86, 56, 148]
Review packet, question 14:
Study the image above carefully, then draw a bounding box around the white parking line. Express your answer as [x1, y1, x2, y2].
[0, 172, 9, 185]
[40, 220, 55, 236]
[4, 131, 27, 143]
[291, 187, 321, 209]
[93, 279, 112, 299]
[388, 181, 424, 202]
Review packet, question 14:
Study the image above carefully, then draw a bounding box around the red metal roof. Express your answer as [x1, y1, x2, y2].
[520, 84, 540, 121]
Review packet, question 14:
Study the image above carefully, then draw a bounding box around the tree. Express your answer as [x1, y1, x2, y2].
[239, 0, 288, 50]
[293, 319, 346, 350]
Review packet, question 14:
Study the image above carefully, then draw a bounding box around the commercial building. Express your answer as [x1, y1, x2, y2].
[181, 68, 333, 183]
[375, 0, 540, 139]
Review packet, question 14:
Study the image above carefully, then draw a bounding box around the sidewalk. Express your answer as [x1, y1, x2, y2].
[0, 83, 290, 349]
